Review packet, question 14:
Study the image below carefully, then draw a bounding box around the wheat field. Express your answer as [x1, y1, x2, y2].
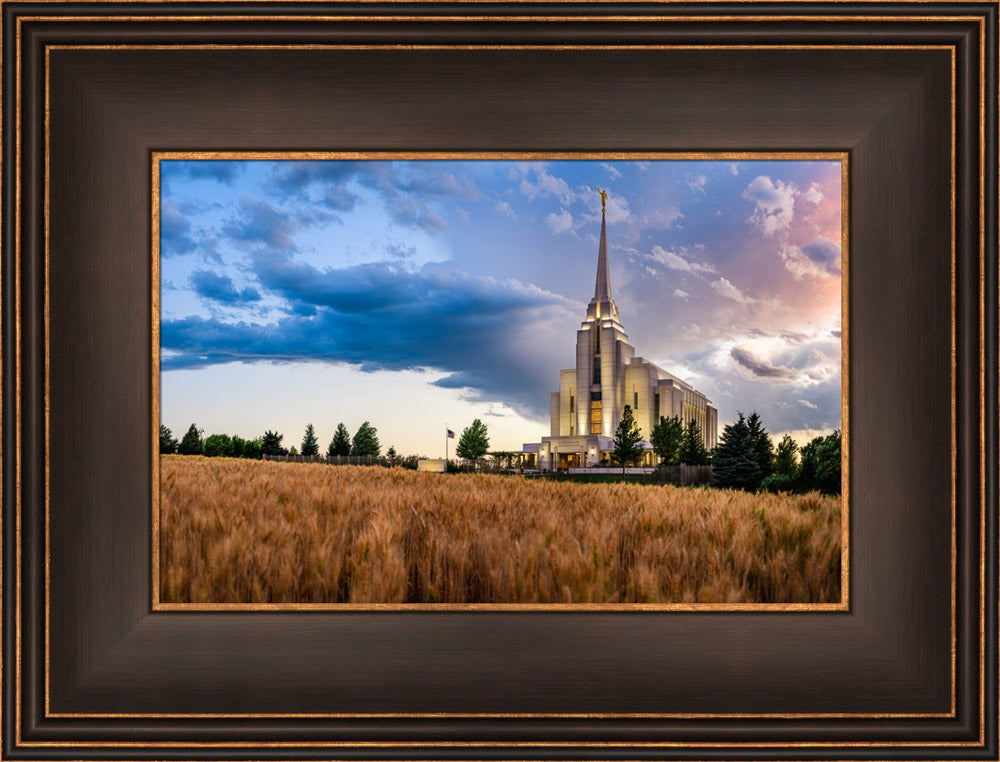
[159, 456, 843, 605]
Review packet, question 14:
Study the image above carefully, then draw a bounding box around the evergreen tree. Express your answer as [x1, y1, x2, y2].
[159, 425, 178, 454]
[650, 415, 684, 465]
[203, 433, 234, 457]
[386, 446, 397, 464]
[260, 430, 286, 456]
[611, 405, 644, 473]
[678, 418, 711, 466]
[328, 423, 351, 456]
[178, 423, 203, 455]
[351, 421, 380, 457]
[456, 419, 490, 461]
[712, 413, 762, 491]
[301, 423, 319, 456]
[746, 411, 775, 479]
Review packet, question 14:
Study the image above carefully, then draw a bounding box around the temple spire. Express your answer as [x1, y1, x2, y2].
[593, 210, 611, 301]
[585, 189, 620, 323]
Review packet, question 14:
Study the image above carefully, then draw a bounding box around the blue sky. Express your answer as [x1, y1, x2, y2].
[159, 158, 842, 457]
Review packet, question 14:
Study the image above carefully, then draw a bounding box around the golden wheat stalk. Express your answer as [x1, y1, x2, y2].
[160, 456, 842, 604]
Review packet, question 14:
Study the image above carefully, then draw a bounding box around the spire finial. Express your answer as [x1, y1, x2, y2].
[594, 186, 608, 214]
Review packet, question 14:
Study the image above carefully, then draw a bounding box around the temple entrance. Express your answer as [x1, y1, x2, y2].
[558, 453, 580, 470]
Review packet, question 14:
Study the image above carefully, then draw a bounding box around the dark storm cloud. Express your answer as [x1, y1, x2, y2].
[801, 236, 842, 276]
[190, 269, 261, 304]
[160, 201, 198, 257]
[268, 161, 479, 234]
[162, 160, 244, 186]
[730, 347, 799, 380]
[222, 197, 298, 250]
[161, 255, 571, 418]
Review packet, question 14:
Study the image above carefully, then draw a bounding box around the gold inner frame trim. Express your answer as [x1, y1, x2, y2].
[3, 20, 976, 737]
[149, 148, 851, 615]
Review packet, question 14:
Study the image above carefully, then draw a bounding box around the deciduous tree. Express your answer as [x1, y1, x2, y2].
[650, 415, 683, 465]
[798, 431, 842, 494]
[774, 434, 799, 478]
[203, 433, 234, 457]
[456, 419, 490, 461]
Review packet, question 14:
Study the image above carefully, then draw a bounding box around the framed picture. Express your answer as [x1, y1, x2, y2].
[3, 2, 996, 760]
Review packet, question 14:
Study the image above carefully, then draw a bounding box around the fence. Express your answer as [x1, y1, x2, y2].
[260, 455, 712, 485]
[678, 464, 714, 486]
[528, 464, 714, 487]
[263, 454, 396, 467]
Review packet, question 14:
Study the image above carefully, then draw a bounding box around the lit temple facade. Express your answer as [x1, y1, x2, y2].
[535, 202, 717, 471]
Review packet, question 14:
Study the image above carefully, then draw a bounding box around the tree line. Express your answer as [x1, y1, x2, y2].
[160, 421, 389, 459]
[611, 405, 841, 495]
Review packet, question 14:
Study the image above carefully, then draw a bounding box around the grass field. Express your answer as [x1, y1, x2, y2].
[159, 455, 843, 605]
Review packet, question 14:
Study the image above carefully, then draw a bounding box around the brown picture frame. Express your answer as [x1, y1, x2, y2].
[2, 3, 997, 760]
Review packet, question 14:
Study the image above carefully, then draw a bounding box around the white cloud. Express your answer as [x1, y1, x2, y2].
[711, 277, 754, 304]
[603, 194, 632, 224]
[797, 399, 818, 409]
[546, 208, 574, 234]
[673, 289, 690, 298]
[780, 236, 841, 279]
[744, 175, 796, 236]
[687, 175, 708, 194]
[729, 163, 740, 176]
[803, 183, 824, 205]
[495, 200, 516, 220]
[601, 162, 623, 180]
[515, 163, 578, 206]
[649, 245, 715, 274]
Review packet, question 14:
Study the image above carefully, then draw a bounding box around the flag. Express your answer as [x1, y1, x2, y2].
[447, 429, 455, 439]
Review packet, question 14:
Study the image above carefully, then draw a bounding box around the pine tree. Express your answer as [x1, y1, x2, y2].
[611, 405, 644, 473]
[301, 423, 319, 456]
[159, 425, 178, 454]
[351, 421, 380, 457]
[712, 413, 761, 491]
[456, 419, 490, 461]
[746, 411, 775, 479]
[260, 430, 286, 456]
[177, 423, 203, 455]
[650, 415, 684, 465]
[679, 419, 711, 466]
[328, 423, 351, 456]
